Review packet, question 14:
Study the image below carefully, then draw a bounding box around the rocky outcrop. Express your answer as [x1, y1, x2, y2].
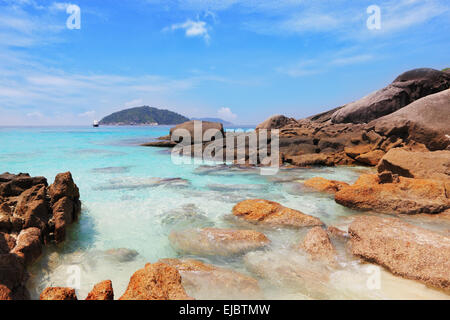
[169, 228, 270, 256]
[256, 115, 298, 130]
[300, 227, 336, 264]
[335, 174, 450, 214]
[348, 216, 450, 291]
[0, 172, 81, 300]
[331, 68, 450, 124]
[119, 262, 193, 300]
[303, 177, 349, 194]
[232, 199, 323, 227]
[39, 287, 78, 300]
[160, 258, 262, 299]
[170, 120, 224, 144]
[85, 280, 114, 300]
[377, 149, 450, 181]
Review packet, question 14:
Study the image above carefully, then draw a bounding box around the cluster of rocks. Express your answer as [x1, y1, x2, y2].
[0, 172, 81, 300]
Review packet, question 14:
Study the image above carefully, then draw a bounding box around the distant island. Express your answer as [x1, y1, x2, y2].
[99, 106, 189, 125]
[191, 117, 234, 126]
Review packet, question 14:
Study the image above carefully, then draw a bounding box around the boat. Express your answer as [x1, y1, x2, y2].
[93, 120, 99, 127]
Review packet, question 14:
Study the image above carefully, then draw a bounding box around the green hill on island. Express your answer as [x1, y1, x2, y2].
[100, 106, 189, 125]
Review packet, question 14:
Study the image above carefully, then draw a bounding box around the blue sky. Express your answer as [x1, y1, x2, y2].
[0, 0, 449, 125]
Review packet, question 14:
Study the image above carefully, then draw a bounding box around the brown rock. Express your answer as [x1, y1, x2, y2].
[85, 280, 114, 300]
[335, 174, 450, 214]
[11, 228, 42, 266]
[48, 172, 80, 204]
[119, 262, 193, 300]
[170, 120, 224, 144]
[0, 203, 12, 232]
[349, 215, 450, 291]
[326, 226, 349, 240]
[344, 144, 373, 159]
[285, 153, 333, 167]
[14, 184, 50, 231]
[0, 253, 26, 291]
[0, 174, 47, 197]
[169, 228, 270, 256]
[52, 197, 75, 243]
[303, 177, 349, 194]
[160, 258, 262, 299]
[233, 199, 323, 228]
[0, 232, 15, 254]
[301, 227, 336, 264]
[39, 287, 78, 300]
[256, 115, 299, 130]
[355, 149, 385, 166]
[0, 284, 13, 300]
[377, 148, 450, 181]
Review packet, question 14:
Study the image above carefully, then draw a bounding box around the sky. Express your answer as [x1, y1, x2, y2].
[0, 0, 449, 125]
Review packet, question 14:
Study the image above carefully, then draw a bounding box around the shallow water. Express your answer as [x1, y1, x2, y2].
[0, 126, 448, 300]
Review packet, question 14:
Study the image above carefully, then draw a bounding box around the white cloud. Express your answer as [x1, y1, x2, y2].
[124, 98, 144, 108]
[331, 54, 373, 66]
[167, 19, 211, 43]
[217, 107, 237, 121]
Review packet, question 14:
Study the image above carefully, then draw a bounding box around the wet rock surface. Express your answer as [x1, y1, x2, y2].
[349, 216, 450, 291]
[0, 172, 81, 300]
[39, 287, 78, 300]
[300, 227, 337, 264]
[303, 177, 349, 194]
[85, 280, 114, 300]
[169, 228, 270, 256]
[232, 199, 323, 227]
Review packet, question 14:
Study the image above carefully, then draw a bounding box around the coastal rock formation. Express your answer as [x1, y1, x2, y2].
[169, 228, 270, 256]
[256, 115, 298, 130]
[303, 177, 349, 194]
[377, 149, 450, 181]
[348, 216, 450, 291]
[326, 226, 349, 240]
[331, 68, 450, 124]
[119, 262, 193, 300]
[232, 199, 323, 227]
[0, 172, 81, 300]
[39, 287, 78, 300]
[85, 280, 114, 300]
[160, 258, 262, 299]
[170, 120, 224, 144]
[300, 227, 336, 264]
[335, 174, 450, 214]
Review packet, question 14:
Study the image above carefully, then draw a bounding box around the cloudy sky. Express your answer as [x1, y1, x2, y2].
[0, 0, 449, 125]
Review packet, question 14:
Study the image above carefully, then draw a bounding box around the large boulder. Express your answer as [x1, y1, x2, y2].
[348, 215, 450, 291]
[169, 228, 270, 256]
[119, 262, 193, 300]
[159, 258, 262, 299]
[256, 115, 298, 130]
[48, 172, 80, 204]
[232, 199, 323, 227]
[331, 68, 450, 124]
[85, 280, 114, 300]
[303, 177, 349, 194]
[370, 88, 450, 150]
[335, 174, 450, 214]
[170, 120, 224, 144]
[39, 287, 78, 300]
[0, 173, 47, 197]
[14, 184, 50, 231]
[377, 149, 450, 181]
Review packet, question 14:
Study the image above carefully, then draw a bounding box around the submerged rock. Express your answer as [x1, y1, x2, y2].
[232, 199, 323, 228]
[348, 216, 450, 291]
[300, 227, 337, 264]
[160, 258, 262, 299]
[39, 287, 78, 300]
[169, 228, 270, 256]
[377, 149, 450, 181]
[303, 177, 349, 194]
[85, 280, 114, 300]
[335, 174, 450, 214]
[104, 248, 139, 263]
[119, 262, 193, 300]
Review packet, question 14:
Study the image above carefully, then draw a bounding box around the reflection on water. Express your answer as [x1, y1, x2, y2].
[0, 126, 449, 300]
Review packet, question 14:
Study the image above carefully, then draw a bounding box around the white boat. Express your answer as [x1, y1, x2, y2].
[93, 120, 99, 127]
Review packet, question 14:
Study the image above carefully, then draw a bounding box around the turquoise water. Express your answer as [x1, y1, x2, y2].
[1, 126, 447, 300]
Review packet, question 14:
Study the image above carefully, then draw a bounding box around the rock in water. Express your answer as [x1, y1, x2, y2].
[300, 227, 337, 264]
[39, 287, 78, 300]
[331, 68, 450, 124]
[85, 280, 114, 300]
[232, 199, 323, 227]
[348, 216, 450, 291]
[303, 177, 349, 194]
[377, 149, 450, 181]
[159, 258, 262, 299]
[169, 228, 270, 256]
[170, 120, 224, 144]
[335, 174, 450, 214]
[119, 262, 193, 300]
